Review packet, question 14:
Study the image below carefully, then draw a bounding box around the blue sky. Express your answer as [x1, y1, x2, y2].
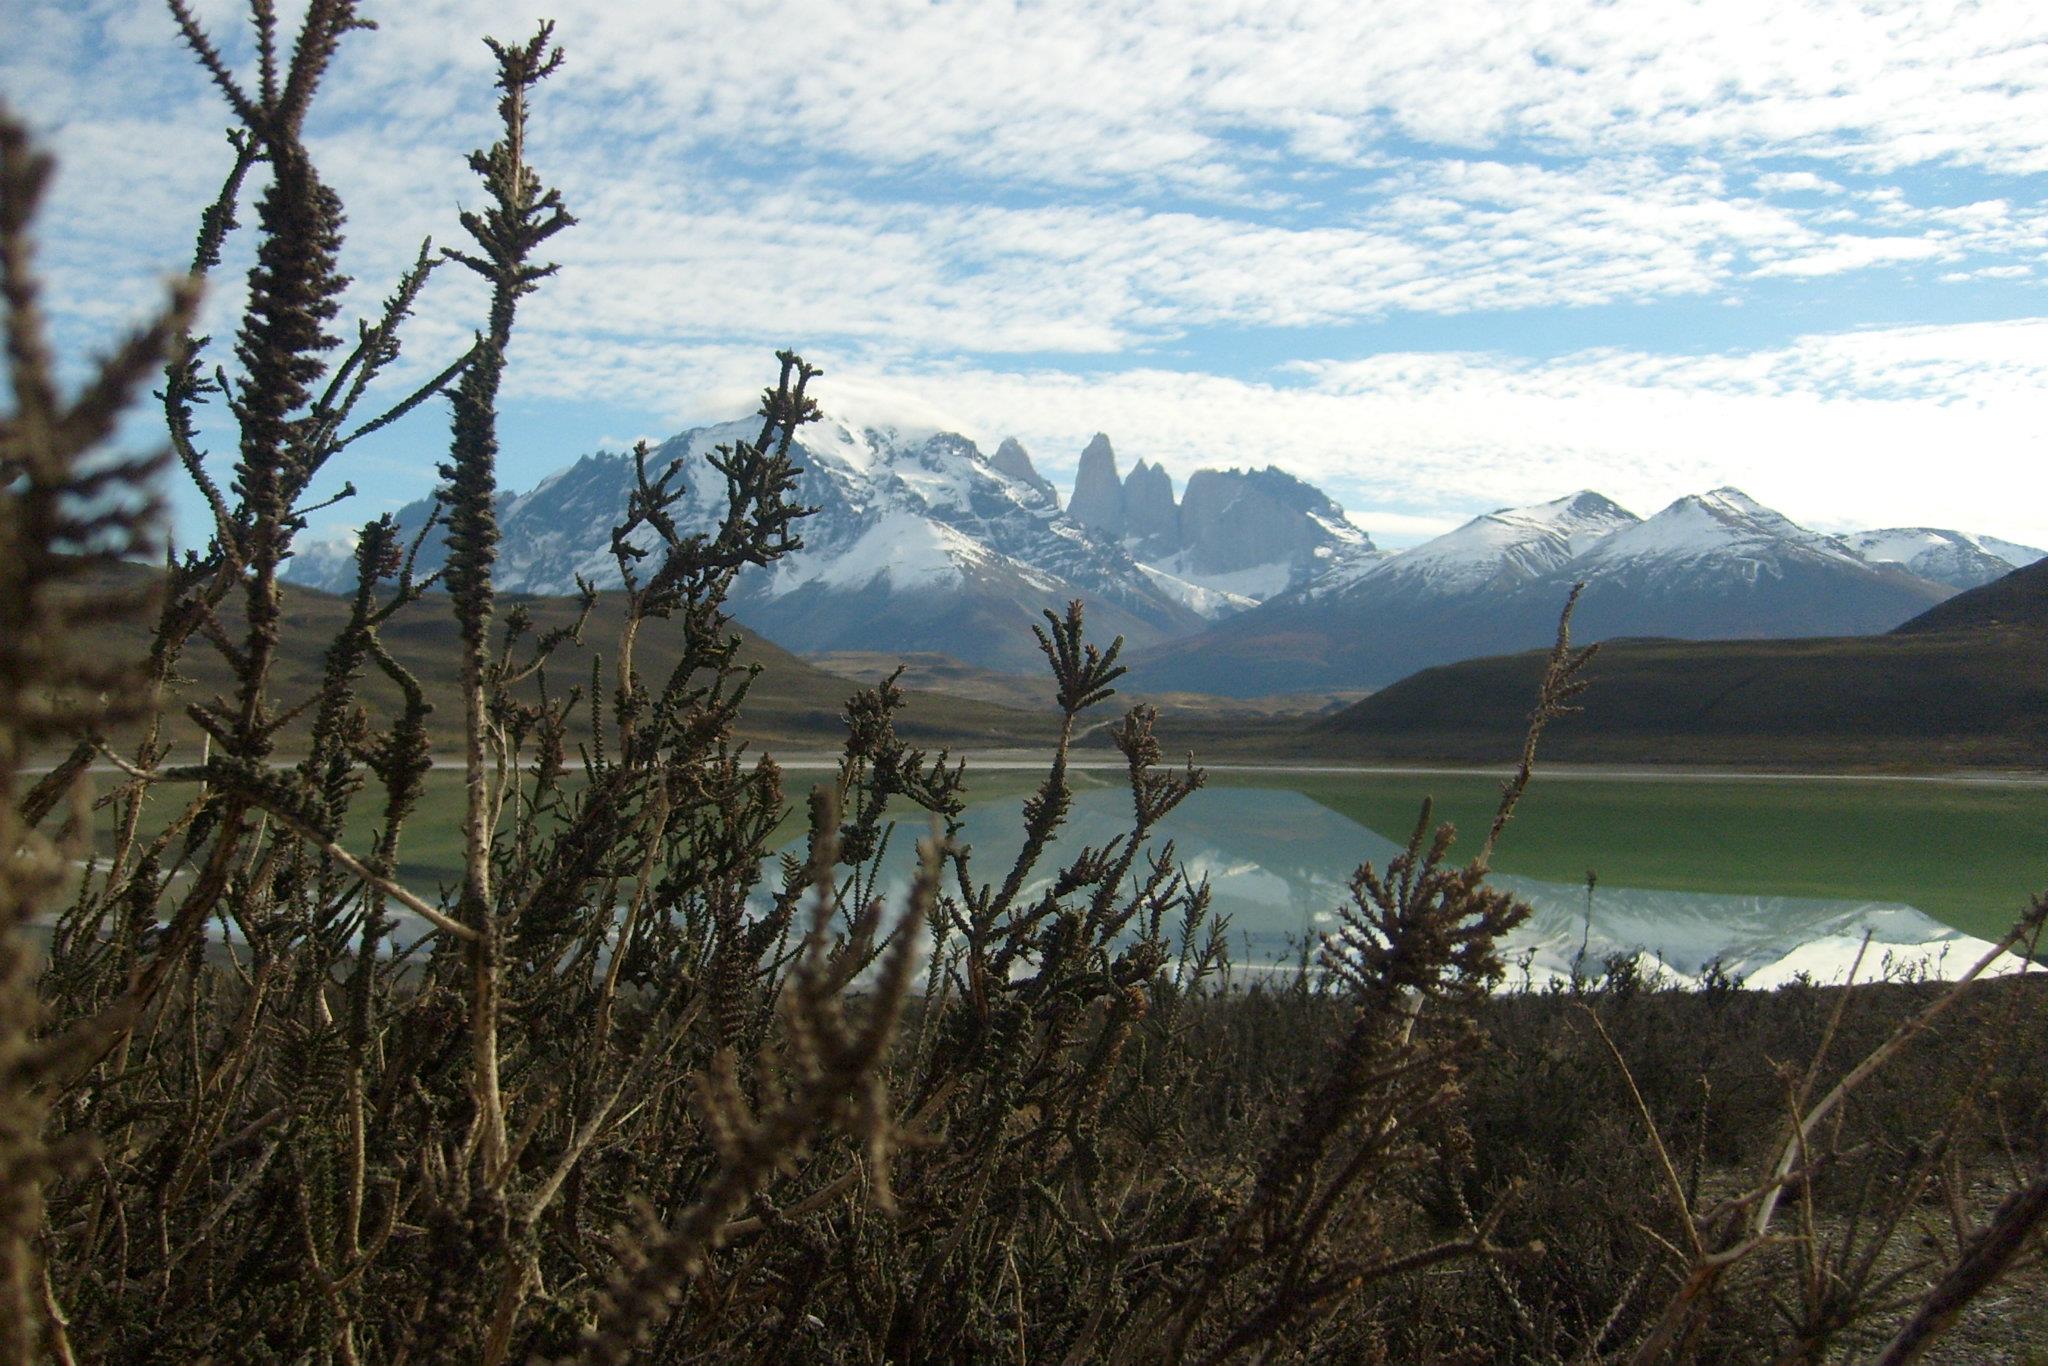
[8, 0, 2048, 547]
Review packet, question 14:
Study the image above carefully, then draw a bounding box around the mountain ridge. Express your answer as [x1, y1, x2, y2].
[1130, 486, 2005, 696]
[287, 417, 1358, 673]
[286, 412, 2043, 695]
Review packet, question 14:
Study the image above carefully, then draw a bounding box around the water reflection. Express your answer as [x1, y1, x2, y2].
[850, 786, 2017, 989]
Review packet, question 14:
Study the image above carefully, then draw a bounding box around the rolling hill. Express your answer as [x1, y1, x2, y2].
[1309, 558, 2048, 767]
[69, 569, 1060, 761]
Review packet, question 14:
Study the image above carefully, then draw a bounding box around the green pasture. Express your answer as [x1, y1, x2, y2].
[1236, 770, 2048, 942]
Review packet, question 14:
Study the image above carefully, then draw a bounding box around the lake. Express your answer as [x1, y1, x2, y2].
[808, 774, 2039, 988]
[95, 763, 2047, 985]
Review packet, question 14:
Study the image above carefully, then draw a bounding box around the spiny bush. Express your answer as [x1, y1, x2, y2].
[4, 7, 2047, 1364]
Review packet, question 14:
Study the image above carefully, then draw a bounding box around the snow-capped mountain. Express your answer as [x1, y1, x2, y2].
[1580, 488, 1853, 574]
[1300, 490, 1638, 600]
[1979, 535, 2048, 570]
[1133, 487, 1962, 696]
[1063, 434, 1374, 605]
[1552, 488, 1952, 641]
[287, 406, 2032, 699]
[286, 416, 1214, 672]
[1841, 527, 2046, 590]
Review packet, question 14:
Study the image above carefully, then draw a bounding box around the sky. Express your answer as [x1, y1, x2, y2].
[7, 0, 2048, 549]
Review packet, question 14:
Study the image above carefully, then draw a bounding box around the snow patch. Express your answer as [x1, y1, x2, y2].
[1981, 535, 2048, 568]
[1305, 509, 1372, 549]
[1143, 549, 1298, 603]
[1293, 544, 1393, 599]
[765, 508, 978, 596]
[1844, 527, 2046, 586]
[1134, 563, 1259, 619]
[1584, 488, 1861, 570]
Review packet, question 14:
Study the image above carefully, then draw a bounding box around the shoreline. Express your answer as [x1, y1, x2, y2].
[21, 752, 2048, 786]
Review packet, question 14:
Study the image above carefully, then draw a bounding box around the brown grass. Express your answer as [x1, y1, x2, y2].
[3, 9, 2047, 1364]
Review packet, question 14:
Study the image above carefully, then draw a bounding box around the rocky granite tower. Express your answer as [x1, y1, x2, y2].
[1057, 442, 1374, 597]
[1123, 459, 1178, 554]
[990, 437, 1059, 510]
[1067, 433, 1125, 535]
[1177, 468, 1353, 575]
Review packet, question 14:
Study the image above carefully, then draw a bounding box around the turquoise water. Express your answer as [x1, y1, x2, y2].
[839, 786, 2013, 988]
[325, 783, 2014, 987]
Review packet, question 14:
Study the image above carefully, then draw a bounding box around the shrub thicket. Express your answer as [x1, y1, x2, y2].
[3, 7, 2045, 1363]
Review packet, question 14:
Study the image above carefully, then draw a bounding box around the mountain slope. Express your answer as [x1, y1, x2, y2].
[288, 417, 1205, 672]
[1844, 527, 2046, 590]
[65, 566, 1058, 757]
[1893, 556, 2048, 635]
[1556, 488, 1950, 640]
[1127, 491, 1638, 696]
[1312, 555, 2048, 766]
[1134, 488, 1955, 696]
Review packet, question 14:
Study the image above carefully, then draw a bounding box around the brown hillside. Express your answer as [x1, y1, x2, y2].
[68, 568, 1056, 759]
[1313, 626, 2048, 767]
[1894, 556, 2048, 635]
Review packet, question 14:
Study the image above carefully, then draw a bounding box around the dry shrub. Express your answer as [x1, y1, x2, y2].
[4, 9, 2046, 1364]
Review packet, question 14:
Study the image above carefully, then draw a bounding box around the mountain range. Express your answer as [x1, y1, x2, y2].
[289, 418, 1366, 673]
[286, 414, 2043, 694]
[1135, 489, 2043, 695]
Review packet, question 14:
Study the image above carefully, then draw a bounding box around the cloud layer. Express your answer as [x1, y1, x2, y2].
[8, 0, 2046, 546]
[794, 321, 2048, 548]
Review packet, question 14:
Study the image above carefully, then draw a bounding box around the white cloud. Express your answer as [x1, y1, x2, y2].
[795, 321, 2048, 549]
[269, 318, 2048, 553]
[1753, 171, 1843, 195]
[1342, 509, 1466, 547]
[292, 0, 2048, 183]
[20, 0, 2048, 367]
[1750, 234, 1952, 278]
[14, 0, 2048, 558]
[1939, 264, 2035, 283]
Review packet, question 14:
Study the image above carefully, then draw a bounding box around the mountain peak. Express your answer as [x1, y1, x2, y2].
[989, 436, 1058, 509]
[1350, 489, 1639, 595]
[1123, 459, 1177, 546]
[1695, 486, 1779, 520]
[1846, 526, 2046, 590]
[1584, 487, 1859, 569]
[1068, 433, 1125, 534]
[1499, 489, 1639, 533]
[1556, 488, 1633, 517]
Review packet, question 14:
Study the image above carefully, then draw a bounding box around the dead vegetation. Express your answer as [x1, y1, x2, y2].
[2, 6, 2046, 1362]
